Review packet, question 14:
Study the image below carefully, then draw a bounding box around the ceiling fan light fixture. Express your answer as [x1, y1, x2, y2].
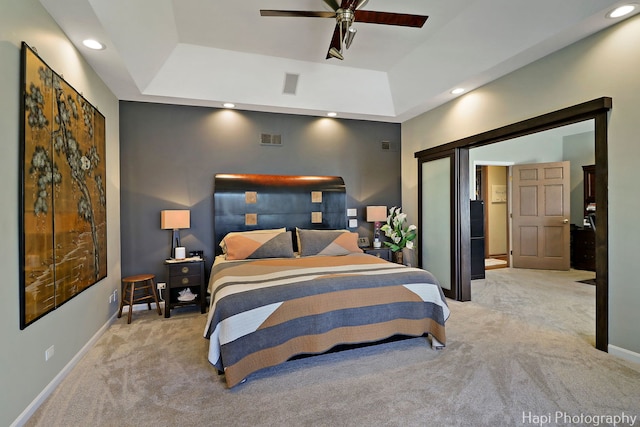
[328, 47, 344, 60]
[345, 27, 357, 49]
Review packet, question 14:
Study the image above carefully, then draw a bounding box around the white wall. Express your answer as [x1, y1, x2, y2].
[402, 13, 640, 357]
[0, 1, 120, 425]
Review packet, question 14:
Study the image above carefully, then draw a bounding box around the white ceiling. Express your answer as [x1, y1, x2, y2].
[40, 0, 636, 123]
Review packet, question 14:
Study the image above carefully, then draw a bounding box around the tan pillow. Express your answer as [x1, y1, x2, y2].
[222, 230, 294, 260]
[219, 228, 286, 253]
[296, 228, 363, 257]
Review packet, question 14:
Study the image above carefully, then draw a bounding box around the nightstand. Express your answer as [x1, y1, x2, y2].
[164, 259, 206, 318]
[363, 247, 391, 261]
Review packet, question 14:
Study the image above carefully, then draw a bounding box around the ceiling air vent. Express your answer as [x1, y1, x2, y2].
[381, 140, 399, 152]
[260, 133, 282, 146]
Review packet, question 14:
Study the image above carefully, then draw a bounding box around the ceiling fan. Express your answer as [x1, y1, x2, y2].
[260, 0, 428, 60]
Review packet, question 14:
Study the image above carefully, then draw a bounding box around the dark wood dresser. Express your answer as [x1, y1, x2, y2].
[571, 164, 596, 271]
[571, 228, 595, 271]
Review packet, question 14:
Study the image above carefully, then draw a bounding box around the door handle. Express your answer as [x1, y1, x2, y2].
[563, 218, 569, 224]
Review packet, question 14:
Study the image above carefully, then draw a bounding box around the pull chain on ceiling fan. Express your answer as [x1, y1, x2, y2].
[260, 0, 428, 60]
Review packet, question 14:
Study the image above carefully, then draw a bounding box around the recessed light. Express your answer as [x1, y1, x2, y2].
[82, 39, 105, 50]
[327, 112, 337, 117]
[223, 103, 235, 108]
[451, 88, 465, 95]
[607, 3, 637, 18]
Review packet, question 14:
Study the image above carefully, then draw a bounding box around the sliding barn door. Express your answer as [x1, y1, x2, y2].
[421, 157, 453, 295]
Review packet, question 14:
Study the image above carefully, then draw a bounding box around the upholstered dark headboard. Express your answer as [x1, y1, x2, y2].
[213, 174, 347, 255]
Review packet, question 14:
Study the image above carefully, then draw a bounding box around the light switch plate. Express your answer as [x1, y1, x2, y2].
[358, 237, 370, 248]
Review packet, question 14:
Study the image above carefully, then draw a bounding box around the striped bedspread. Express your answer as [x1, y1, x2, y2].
[203, 253, 450, 388]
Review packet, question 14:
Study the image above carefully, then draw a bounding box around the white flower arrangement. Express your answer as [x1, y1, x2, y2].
[379, 206, 417, 252]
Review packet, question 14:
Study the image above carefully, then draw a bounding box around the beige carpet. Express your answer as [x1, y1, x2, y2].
[25, 269, 640, 427]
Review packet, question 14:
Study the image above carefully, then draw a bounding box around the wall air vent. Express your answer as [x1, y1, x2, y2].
[381, 140, 399, 152]
[260, 133, 283, 146]
[283, 73, 299, 95]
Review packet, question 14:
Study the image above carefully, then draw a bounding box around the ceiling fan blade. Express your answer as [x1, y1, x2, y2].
[326, 23, 342, 59]
[323, 0, 340, 11]
[260, 10, 336, 18]
[354, 10, 428, 27]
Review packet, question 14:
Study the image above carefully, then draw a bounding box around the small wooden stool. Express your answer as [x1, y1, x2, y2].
[118, 274, 162, 323]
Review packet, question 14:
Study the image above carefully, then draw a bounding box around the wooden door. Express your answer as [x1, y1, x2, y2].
[512, 161, 570, 270]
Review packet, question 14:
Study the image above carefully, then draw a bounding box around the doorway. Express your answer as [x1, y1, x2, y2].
[415, 97, 610, 351]
[474, 163, 510, 270]
[471, 123, 595, 274]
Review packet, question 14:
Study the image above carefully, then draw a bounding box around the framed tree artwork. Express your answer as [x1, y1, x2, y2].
[19, 42, 107, 329]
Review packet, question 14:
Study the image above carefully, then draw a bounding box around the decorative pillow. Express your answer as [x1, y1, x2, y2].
[223, 230, 294, 260]
[219, 228, 286, 253]
[297, 228, 363, 257]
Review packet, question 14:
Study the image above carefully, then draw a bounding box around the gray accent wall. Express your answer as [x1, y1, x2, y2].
[119, 101, 401, 281]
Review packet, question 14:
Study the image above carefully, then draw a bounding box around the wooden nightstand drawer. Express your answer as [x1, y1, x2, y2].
[168, 274, 201, 287]
[168, 263, 200, 276]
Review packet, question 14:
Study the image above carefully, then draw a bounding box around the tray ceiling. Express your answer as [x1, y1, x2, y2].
[40, 0, 636, 122]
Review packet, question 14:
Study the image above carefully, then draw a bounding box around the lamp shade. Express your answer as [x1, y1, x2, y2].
[161, 210, 190, 230]
[366, 206, 387, 222]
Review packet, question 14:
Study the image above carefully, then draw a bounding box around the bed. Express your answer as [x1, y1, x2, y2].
[203, 174, 449, 388]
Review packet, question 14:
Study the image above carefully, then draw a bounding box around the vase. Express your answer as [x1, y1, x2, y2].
[402, 248, 416, 267]
[393, 251, 403, 265]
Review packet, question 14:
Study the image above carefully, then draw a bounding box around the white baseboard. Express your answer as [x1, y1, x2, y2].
[608, 344, 640, 365]
[11, 312, 118, 427]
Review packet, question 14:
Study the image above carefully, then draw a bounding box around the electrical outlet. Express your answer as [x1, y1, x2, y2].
[45, 345, 55, 361]
[358, 237, 370, 248]
[157, 282, 166, 290]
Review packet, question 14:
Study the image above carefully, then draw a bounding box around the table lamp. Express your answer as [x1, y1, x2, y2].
[161, 210, 190, 259]
[366, 206, 388, 249]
